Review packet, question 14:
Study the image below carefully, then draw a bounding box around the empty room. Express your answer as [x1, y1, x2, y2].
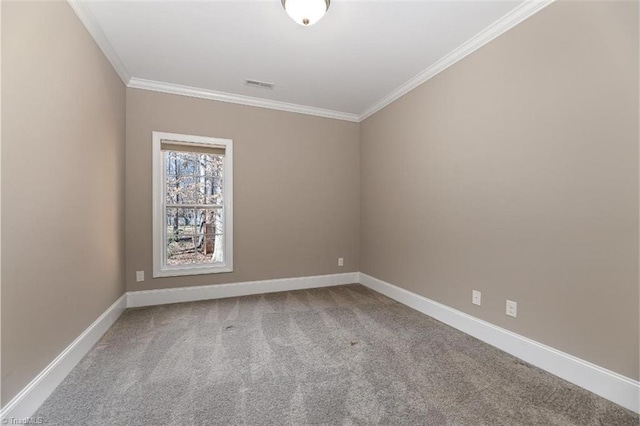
[1, 0, 639, 424]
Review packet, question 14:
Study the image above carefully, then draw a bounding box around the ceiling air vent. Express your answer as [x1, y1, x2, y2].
[245, 79, 275, 90]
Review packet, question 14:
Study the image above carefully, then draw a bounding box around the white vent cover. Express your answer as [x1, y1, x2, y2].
[245, 79, 275, 90]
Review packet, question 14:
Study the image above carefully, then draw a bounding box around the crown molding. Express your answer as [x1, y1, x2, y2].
[357, 0, 555, 122]
[128, 78, 360, 122]
[66, 0, 357, 123]
[68, 0, 553, 123]
[67, 0, 131, 85]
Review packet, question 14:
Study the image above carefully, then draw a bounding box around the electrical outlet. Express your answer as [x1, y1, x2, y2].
[472, 290, 481, 306]
[338, 257, 344, 267]
[506, 300, 517, 318]
[136, 271, 145, 282]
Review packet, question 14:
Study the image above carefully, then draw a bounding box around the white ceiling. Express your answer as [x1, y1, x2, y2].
[81, 0, 542, 120]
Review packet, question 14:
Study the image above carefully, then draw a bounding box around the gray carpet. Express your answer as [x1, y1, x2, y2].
[35, 284, 638, 425]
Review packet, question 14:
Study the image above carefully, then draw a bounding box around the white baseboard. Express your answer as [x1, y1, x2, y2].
[4, 271, 637, 421]
[0, 294, 128, 422]
[127, 272, 360, 308]
[359, 272, 640, 414]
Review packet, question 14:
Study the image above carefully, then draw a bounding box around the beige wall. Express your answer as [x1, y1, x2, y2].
[125, 89, 360, 291]
[360, 0, 639, 380]
[1, 1, 126, 404]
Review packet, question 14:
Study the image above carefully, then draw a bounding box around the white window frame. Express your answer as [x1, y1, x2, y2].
[152, 131, 233, 277]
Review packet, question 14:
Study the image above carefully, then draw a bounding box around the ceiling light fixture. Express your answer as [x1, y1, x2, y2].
[281, 0, 330, 26]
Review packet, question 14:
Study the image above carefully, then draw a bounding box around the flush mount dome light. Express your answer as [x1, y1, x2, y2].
[282, 0, 330, 26]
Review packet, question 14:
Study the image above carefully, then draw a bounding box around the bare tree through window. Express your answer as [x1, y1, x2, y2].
[164, 150, 224, 266]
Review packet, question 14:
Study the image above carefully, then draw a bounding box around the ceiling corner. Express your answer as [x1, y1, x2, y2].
[67, 0, 131, 85]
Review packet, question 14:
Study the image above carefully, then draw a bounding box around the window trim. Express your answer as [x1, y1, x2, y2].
[152, 131, 233, 278]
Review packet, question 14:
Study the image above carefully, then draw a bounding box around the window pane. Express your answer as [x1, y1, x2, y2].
[197, 208, 224, 263]
[169, 176, 210, 205]
[166, 207, 191, 265]
[167, 235, 197, 266]
[194, 177, 210, 204]
[180, 176, 198, 204]
[166, 151, 224, 205]
[166, 176, 179, 204]
[165, 208, 196, 237]
[201, 177, 223, 205]
[180, 153, 196, 175]
[198, 153, 224, 178]
[165, 151, 196, 176]
[164, 207, 223, 266]
[198, 154, 213, 177]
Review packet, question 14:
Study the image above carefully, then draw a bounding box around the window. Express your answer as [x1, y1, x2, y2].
[152, 132, 233, 277]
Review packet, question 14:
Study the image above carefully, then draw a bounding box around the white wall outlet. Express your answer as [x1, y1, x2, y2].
[506, 300, 517, 318]
[136, 271, 145, 282]
[338, 257, 344, 267]
[472, 290, 481, 306]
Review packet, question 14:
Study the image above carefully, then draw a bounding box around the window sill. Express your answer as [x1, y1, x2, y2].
[153, 264, 233, 278]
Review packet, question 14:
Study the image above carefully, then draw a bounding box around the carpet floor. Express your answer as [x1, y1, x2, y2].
[35, 284, 638, 425]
